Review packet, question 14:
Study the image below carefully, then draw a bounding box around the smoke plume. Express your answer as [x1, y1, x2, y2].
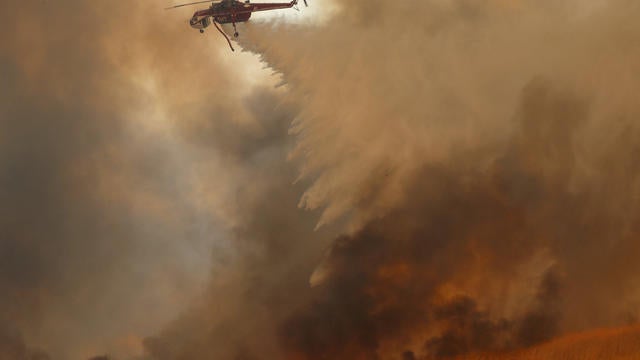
[0, 0, 295, 358]
[3, 0, 640, 359]
[217, 0, 640, 358]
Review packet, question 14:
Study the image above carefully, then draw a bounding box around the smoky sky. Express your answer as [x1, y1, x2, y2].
[4, 0, 640, 359]
[0, 0, 302, 358]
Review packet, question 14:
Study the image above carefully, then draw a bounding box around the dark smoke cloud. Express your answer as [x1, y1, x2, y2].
[515, 267, 562, 348]
[0, 323, 50, 360]
[276, 80, 640, 359]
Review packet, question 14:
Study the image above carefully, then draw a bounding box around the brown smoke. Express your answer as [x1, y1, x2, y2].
[278, 81, 595, 359]
[235, 0, 640, 228]
[223, 0, 640, 358]
[0, 0, 295, 358]
[3, 0, 640, 359]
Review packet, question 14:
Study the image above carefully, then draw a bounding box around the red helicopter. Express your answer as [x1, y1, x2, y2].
[166, 0, 307, 51]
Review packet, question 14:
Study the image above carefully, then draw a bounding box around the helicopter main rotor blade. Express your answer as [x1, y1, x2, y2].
[165, 0, 218, 10]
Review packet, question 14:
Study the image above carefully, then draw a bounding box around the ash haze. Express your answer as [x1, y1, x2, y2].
[2, 0, 640, 360]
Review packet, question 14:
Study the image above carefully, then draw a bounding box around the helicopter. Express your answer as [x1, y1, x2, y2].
[166, 0, 307, 51]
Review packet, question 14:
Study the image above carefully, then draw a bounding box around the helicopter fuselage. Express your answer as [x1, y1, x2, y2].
[189, 0, 295, 30]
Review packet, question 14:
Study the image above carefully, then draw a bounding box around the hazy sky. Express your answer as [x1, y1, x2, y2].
[0, 1, 295, 358]
[2, 1, 640, 359]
